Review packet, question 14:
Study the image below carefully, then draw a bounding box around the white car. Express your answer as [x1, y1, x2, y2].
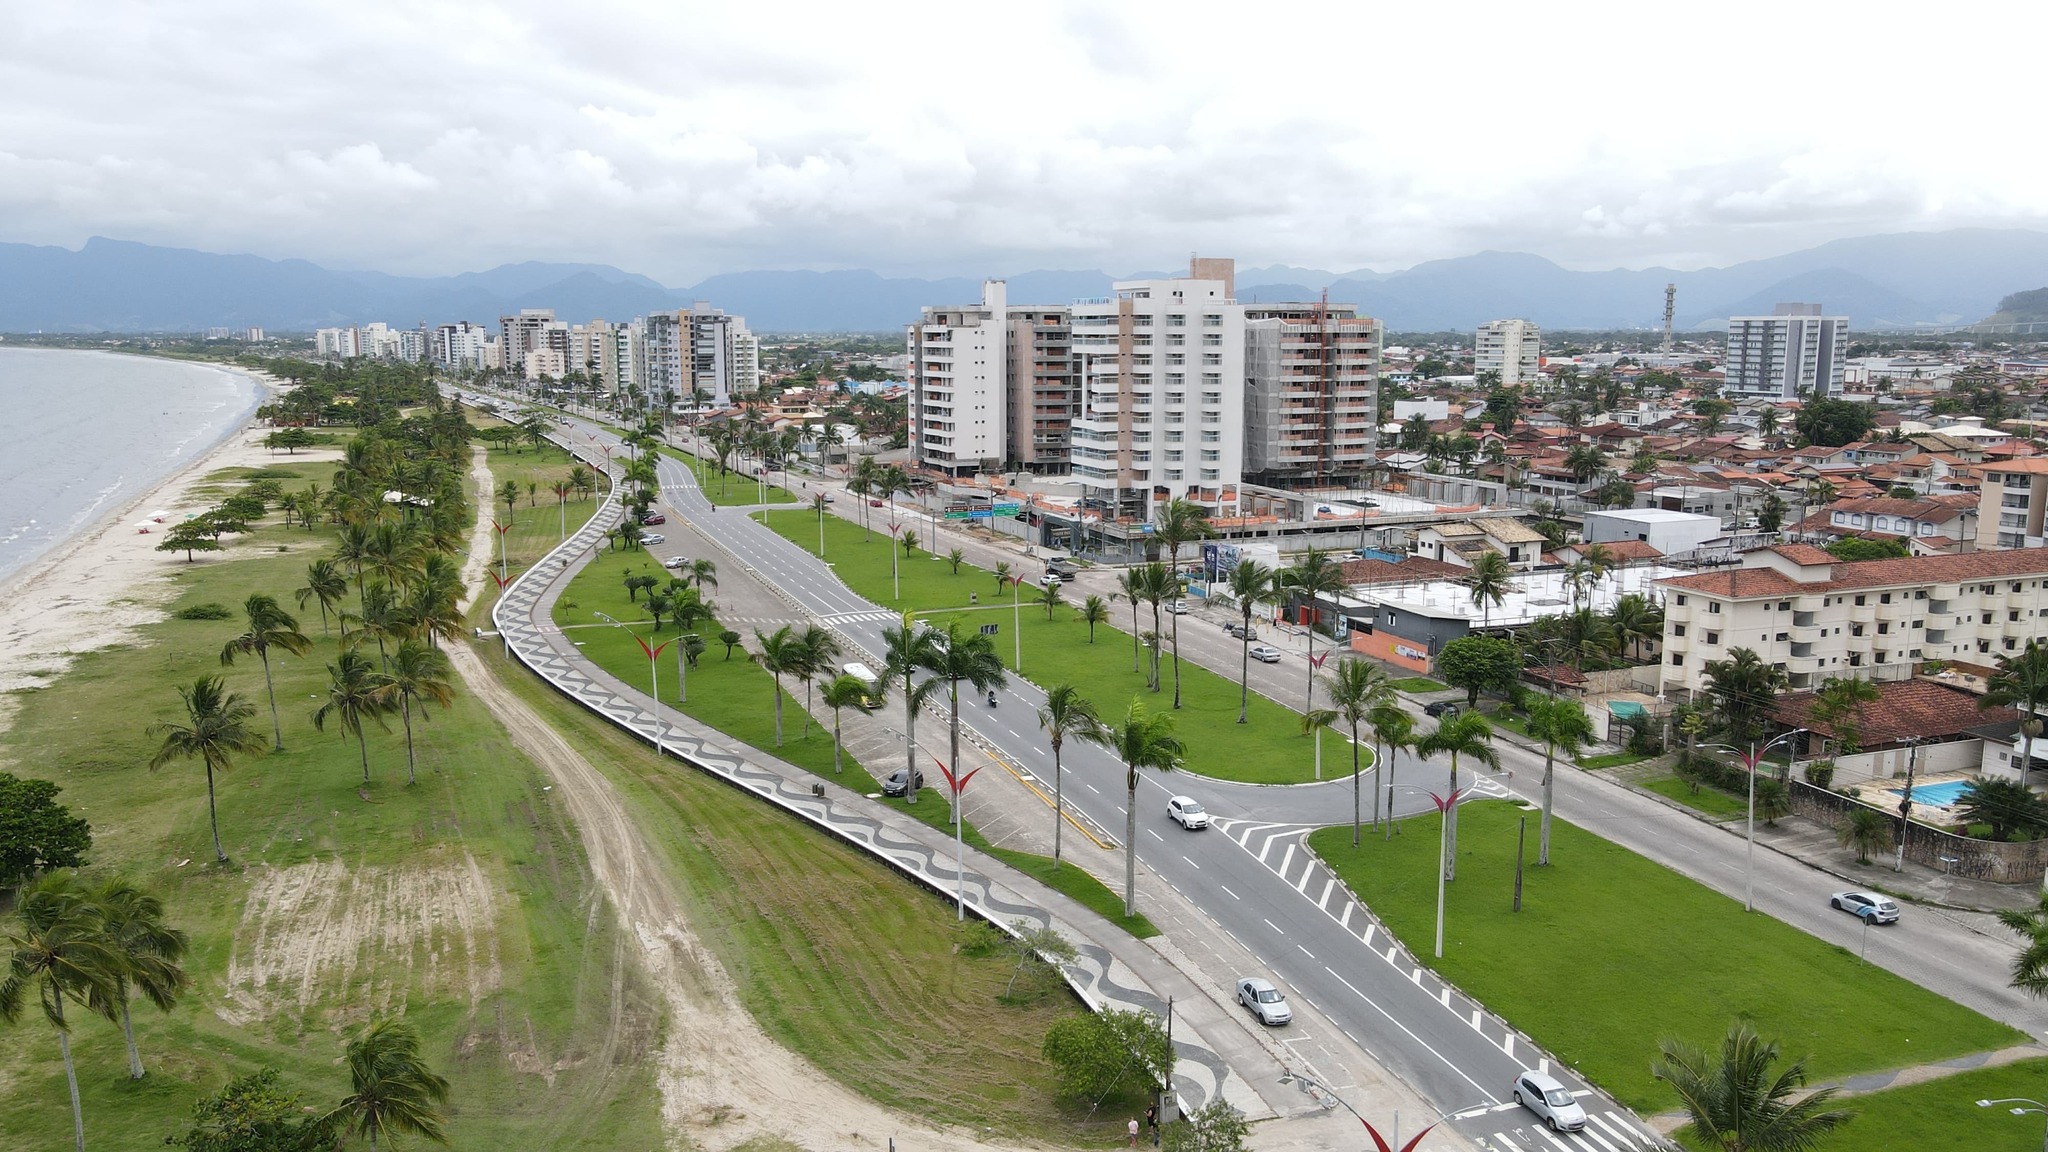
[1167, 796, 1209, 829]
[1041, 572, 1063, 586]
[1165, 600, 1191, 615]
[1235, 977, 1292, 1026]
[1512, 1069, 1587, 1133]
[1830, 890, 1900, 924]
[1249, 645, 1283, 664]
[640, 532, 666, 546]
[662, 556, 688, 569]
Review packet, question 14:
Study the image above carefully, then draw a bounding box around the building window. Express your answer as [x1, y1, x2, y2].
[1676, 595, 1688, 606]
[1705, 631, 1719, 645]
[1708, 603, 1722, 614]
[1673, 624, 1686, 637]
[1671, 653, 1684, 666]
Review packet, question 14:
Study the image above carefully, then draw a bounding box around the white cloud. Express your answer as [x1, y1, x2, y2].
[0, 0, 2043, 284]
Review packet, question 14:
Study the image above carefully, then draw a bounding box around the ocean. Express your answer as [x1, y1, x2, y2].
[0, 346, 264, 589]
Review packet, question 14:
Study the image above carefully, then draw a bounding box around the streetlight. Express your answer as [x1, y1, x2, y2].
[1977, 1097, 2048, 1152]
[1010, 574, 1024, 670]
[1428, 787, 1467, 957]
[1702, 727, 1807, 912]
[595, 612, 671, 759]
[1277, 1070, 1486, 1152]
[933, 755, 983, 920]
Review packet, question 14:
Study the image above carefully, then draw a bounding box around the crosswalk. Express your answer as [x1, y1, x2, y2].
[1471, 1104, 1662, 1152]
[821, 608, 902, 628]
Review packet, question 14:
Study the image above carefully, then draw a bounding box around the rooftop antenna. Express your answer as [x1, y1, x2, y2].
[1662, 283, 1676, 355]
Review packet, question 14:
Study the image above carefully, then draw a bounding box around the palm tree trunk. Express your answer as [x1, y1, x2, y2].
[205, 762, 227, 863]
[772, 674, 784, 746]
[121, 996, 143, 1079]
[832, 712, 843, 773]
[1384, 749, 1399, 839]
[1539, 743, 1556, 866]
[1130, 601, 1141, 672]
[948, 684, 962, 825]
[1124, 773, 1139, 917]
[802, 680, 814, 738]
[1149, 605, 1162, 691]
[357, 729, 371, 785]
[260, 649, 283, 751]
[56, 1004, 85, 1152]
[903, 675, 918, 802]
[1445, 753, 1460, 882]
[1238, 631, 1251, 723]
[1351, 721, 1363, 847]
[1052, 746, 1064, 869]
[1304, 627, 1316, 714]
[402, 697, 418, 786]
[1371, 740, 1384, 829]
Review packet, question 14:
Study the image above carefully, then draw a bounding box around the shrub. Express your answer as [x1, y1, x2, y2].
[1804, 759, 1837, 789]
[174, 602, 233, 620]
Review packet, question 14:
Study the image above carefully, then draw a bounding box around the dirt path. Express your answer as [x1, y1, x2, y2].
[460, 449, 1049, 1152]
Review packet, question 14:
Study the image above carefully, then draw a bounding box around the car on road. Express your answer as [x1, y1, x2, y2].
[868, 498, 885, 507]
[1235, 977, 1292, 1026]
[1512, 1069, 1586, 1132]
[1165, 600, 1191, 615]
[882, 768, 924, 797]
[1223, 621, 1258, 640]
[1041, 572, 1063, 586]
[640, 512, 666, 525]
[1423, 700, 1461, 718]
[662, 556, 688, 569]
[1248, 645, 1282, 664]
[1167, 796, 1209, 829]
[1830, 890, 1900, 924]
[640, 532, 666, 546]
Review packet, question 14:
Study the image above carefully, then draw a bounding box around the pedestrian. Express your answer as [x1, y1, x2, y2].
[1128, 1116, 1139, 1147]
[1145, 1102, 1160, 1145]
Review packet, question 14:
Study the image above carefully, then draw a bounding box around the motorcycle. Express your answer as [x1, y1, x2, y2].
[986, 690, 998, 707]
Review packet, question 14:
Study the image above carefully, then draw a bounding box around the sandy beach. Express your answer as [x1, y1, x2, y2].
[0, 365, 338, 731]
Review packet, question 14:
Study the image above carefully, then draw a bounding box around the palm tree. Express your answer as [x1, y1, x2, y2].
[1703, 647, 1789, 745]
[1651, 1019, 1852, 1152]
[921, 623, 1007, 822]
[314, 650, 392, 786]
[296, 558, 347, 637]
[371, 639, 456, 786]
[881, 622, 943, 803]
[1078, 594, 1110, 643]
[820, 674, 877, 775]
[345, 580, 407, 668]
[331, 1017, 452, 1151]
[219, 593, 314, 752]
[1564, 443, 1607, 484]
[1132, 562, 1174, 691]
[1608, 592, 1664, 664]
[1982, 641, 2048, 783]
[1280, 548, 1348, 714]
[0, 874, 122, 1152]
[1415, 711, 1498, 881]
[1997, 891, 2048, 998]
[1037, 684, 1106, 869]
[1525, 696, 1593, 865]
[1464, 551, 1514, 630]
[1038, 581, 1065, 620]
[1227, 559, 1277, 723]
[678, 557, 719, 593]
[993, 560, 1013, 594]
[149, 675, 266, 863]
[1105, 700, 1186, 917]
[1836, 807, 1891, 866]
[1152, 498, 1214, 709]
[1810, 676, 1881, 757]
[1369, 701, 1415, 838]
[85, 877, 189, 1080]
[1117, 570, 1145, 673]
[1323, 659, 1393, 846]
[793, 625, 844, 738]
[751, 625, 807, 747]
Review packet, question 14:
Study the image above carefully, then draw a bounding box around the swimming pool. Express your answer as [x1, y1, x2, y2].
[1887, 779, 1972, 807]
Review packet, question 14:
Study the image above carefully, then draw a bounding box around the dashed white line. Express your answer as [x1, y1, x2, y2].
[1263, 918, 1284, 935]
[1183, 856, 1200, 869]
[1147, 829, 1164, 842]
[1297, 944, 1315, 960]
[1219, 885, 1239, 901]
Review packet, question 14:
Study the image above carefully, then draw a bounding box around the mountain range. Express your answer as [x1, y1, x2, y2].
[3, 229, 2045, 335]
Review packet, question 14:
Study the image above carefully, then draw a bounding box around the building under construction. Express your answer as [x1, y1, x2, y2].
[1242, 297, 1383, 491]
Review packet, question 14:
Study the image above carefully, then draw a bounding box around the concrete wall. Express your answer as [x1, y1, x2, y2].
[1827, 738, 1984, 787]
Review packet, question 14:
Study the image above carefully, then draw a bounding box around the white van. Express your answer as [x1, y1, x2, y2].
[842, 662, 884, 707]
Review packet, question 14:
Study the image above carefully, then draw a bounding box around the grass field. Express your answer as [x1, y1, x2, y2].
[1579, 750, 1651, 771]
[764, 508, 1358, 786]
[1798, 1057, 2048, 1152]
[1307, 800, 2024, 1112]
[662, 445, 799, 505]
[1389, 677, 1449, 693]
[1640, 772, 1749, 818]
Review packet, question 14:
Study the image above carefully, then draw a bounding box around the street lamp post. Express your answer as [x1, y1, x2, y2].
[1011, 575, 1024, 670]
[1977, 1097, 2048, 1152]
[596, 612, 671, 759]
[1429, 786, 1467, 958]
[933, 755, 983, 920]
[1703, 728, 1807, 912]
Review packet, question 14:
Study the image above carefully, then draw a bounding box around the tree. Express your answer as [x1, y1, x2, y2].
[313, 650, 393, 786]
[1227, 559, 1278, 723]
[1041, 1007, 1172, 1102]
[1703, 647, 1788, 744]
[900, 527, 918, 556]
[1564, 443, 1608, 483]
[947, 547, 966, 575]
[220, 593, 314, 752]
[1369, 701, 1415, 839]
[296, 558, 347, 637]
[1997, 891, 2048, 999]
[1608, 592, 1664, 664]
[1755, 778, 1792, 826]
[497, 478, 521, 522]
[1525, 697, 1593, 865]
[1106, 701, 1186, 917]
[0, 873, 122, 1152]
[1756, 493, 1787, 534]
[820, 674, 876, 775]
[170, 1068, 341, 1152]
[1824, 537, 1909, 562]
[1163, 1099, 1251, 1152]
[792, 624, 844, 738]
[751, 624, 807, 747]
[999, 919, 1079, 998]
[1590, 474, 1639, 509]
[1416, 712, 1497, 881]
[1037, 684, 1106, 869]
[1794, 398, 1877, 447]
[1039, 580, 1065, 620]
[1117, 570, 1146, 674]
[717, 629, 742, 660]
[1837, 807, 1891, 866]
[1957, 777, 2048, 842]
[882, 623, 945, 804]
[1323, 659, 1392, 847]
[921, 623, 1006, 822]
[1809, 676, 1880, 756]
[1651, 1019, 1853, 1152]
[1280, 548, 1348, 714]
[1464, 551, 1514, 629]
[86, 877, 189, 1080]
[1153, 498, 1214, 709]
[157, 520, 224, 562]
[1436, 635, 1520, 707]
[1983, 641, 2048, 785]
[150, 676, 266, 863]
[993, 560, 1013, 592]
[371, 640, 456, 786]
[0, 773, 92, 887]
[330, 1017, 452, 1151]
[1078, 594, 1110, 643]
[1132, 562, 1175, 691]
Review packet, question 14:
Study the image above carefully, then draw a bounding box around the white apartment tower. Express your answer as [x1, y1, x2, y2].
[647, 305, 753, 408]
[908, 280, 1012, 477]
[1475, 319, 1541, 386]
[1243, 305, 1383, 488]
[499, 309, 567, 376]
[433, 322, 490, 370]
[1725, 303, 1847, 399]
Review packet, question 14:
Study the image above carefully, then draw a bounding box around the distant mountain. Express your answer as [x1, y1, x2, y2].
[1982, 287, 2048, 324]
[3, 228, 2044, 334]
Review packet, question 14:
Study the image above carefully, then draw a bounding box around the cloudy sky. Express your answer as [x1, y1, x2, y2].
[3, 1, 2040, 285]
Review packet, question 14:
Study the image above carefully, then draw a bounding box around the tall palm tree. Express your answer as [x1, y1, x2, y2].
[345, 580, 407, 669]
[1152, 498, 1214, 709]
[1106, 700, 1186, 917]
[881, 622, 943, 803]
[1323, 659, 1393, 846]
[1078, 594, 1110, 643]
[750, 625, 807, 747]
[85, 877, 189, 1081]
[1117, 570, 1145, 674]
[1703, 647, 1788, 745]
[1132, 562, 1174, 691]
[296, 558, 347, 637]
[331, 1017, 452, 1151]
[1281, 548, 1348, 714]
[920, 623, 1007, 822]
[1227, 559, 1277, 724]
[820, 674, 877, 775]
[1369, 701, 1415, 837]
[1525, 696, 1593, 866]
[1415, 711, 1498, 881]
[1608, 592, 1664, 664]
[405, 554, 467, 649]
[1464, 551, 1514, 630]
[371, 640, 456, 786]
[220, 593, 314, 751]
[1997, 891, 2048, 998]
[314, 650, 392, 786]
[0, 874, 122, 1152]
[793, 625, 844, 738]
[149, 675, 266, 863]
[1982, 640, 2048, 783]
[1651, 1019, 1852, 1152]
[333, 521, 375, 601]
[1037, 684, 1106, 869]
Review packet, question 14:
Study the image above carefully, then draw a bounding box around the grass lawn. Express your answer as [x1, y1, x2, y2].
[1797, 1057, 2048, 1152]
[662, 445, 799, 505]
[764, 509, 1357, 785]
[1579, 750, 1651, 770]
[1307, 800, 2024, 1112]
[1389, 677, 1449, 693]
[963, 827, 1160, 939]
[1640, 772, 1750, 819]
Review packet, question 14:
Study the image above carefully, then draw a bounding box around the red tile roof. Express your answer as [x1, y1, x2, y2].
[1768, 679, 2016, 747]
[1661, 546, 2048, 598]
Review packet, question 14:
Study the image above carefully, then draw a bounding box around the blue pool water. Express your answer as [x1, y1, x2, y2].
[1888, 780, 1972, 807]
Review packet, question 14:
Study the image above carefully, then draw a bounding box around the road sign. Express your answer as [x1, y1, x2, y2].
[980, 623, 999, 636]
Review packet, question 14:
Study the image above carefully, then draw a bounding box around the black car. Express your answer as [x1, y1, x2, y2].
[882, 768, 925, 797]
[1424, 700, 1461, 718]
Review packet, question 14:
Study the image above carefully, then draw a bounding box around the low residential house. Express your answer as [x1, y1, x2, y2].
[1791, 494, 1979, 551]
[1409, 518, 1549, 570]
[1766, 678, 2018, 785]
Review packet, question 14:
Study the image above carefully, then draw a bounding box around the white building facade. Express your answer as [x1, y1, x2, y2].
[1475, 319, 1541, 386]
[907, 280, 1012, 477]
[1725, 303, 1847, 399]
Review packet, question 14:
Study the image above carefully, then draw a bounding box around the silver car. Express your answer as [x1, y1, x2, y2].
[1167, 795, 1209, 830]
[1513, 1069, 1587, 1132]
[1235, 977, 1292, 1026]
[1249, 645, 1283, 664]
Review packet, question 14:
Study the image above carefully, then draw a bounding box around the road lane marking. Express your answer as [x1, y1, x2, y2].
[1219, 885, 1239, 900]
[1183, 856, 1200, 869]
[1319, 965, 1499, 1104]
[1298, 944, 1315, 960]
[1147, 829, 1164, 842]
[1264, 919, 1284, 935]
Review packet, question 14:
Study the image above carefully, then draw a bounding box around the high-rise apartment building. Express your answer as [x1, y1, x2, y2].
[1243, 305, 1382, 488]
[1006, 307, 1078, 473]
[1979, 459, 2048, 549]
[646, 305, 753, 408]
[499, 309, 567, 376]
[908, 280, 1014, 477]
[1725, 303, 1847, 399]
[1475, 319, 1540, 386]
[433, 322, 490, 370]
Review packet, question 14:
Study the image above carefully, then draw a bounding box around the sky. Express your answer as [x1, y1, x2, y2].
[4, 1, 2043, 287]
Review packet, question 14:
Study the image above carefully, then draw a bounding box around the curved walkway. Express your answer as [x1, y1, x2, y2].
[489, 436, 1252, 1119]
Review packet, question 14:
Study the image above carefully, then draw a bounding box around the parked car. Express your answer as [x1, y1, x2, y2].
[662, 556, 688, 569]
[1830, 890, 1900, 924]
[1249, 645, 1283, 664]
[640, 512, 666, 525]
[1235, 977, 1292, 1026]
[1167, 795, 1209, 829]
[1424, 700, 1460, 718]
[882, 768, 925, 797]
[1165, 600, 1191, 615]
[1512, 1069, 1587, 1133]
[1224, 621, 1259, 640]
[640, 532, 666, 546]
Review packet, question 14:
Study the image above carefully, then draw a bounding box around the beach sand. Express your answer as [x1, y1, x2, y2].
[0, 367, 339, 733]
